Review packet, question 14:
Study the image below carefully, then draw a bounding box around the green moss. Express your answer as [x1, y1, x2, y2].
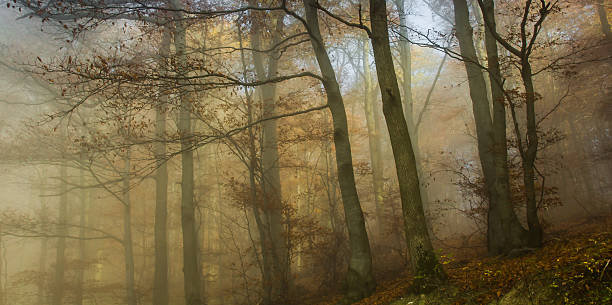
[411, 247, 448, 293]
[338, 267, 377, 305]
[389, 285, 461, 305]
[344, 231, 610, 305]
[389, 267, 610, 305]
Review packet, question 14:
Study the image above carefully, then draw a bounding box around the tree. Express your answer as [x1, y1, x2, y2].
[451, 0, 529, 254]
[122, 148, 137, 305]
[393, 0, 414, 124]
[301, 0, 376, 301]
[249, 3, 290, 302]
[169, 1, 204, 304]
[368, 0, 446, 288]
[476, 0, 561, 247]
[75, 150, 89, 305]
[153, 28, 171, 305]
[361, 37, 385, 239]
[36, 171, 50, 305]
[50, 161, 68, 305]
[596, 0, 612, 40]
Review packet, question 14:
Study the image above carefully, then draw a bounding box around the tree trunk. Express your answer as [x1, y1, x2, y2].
[249, 5, 289, 302]
[452, 0, 528, 254]
[369, 0, 446, 288]
[477, 0, 543, 248]
[392, 0, 413, 125]
[596, 0, 612, 40]
[247, 120, 272, 305]
[38, 174, 48, 305]
[171, 1, 204, 303]
[303, 0, 376, 301]
[361, 37, 385, 240]
[471, 0, 493, 107]
[392, 0, 432, 212]
[123, 152, 137, 305]
[323, 141, 342, 286]
[153, 28, 171, 305]
[480, 0, 529, 254]
[0, 225, 3, 305]
[52, 162, 67, 305]
[247, 122, 272, 305]
[237, 26, 269, 305]
[519, 60, 543, 247]
[76, 154, 88, 305]
[243, 85, 269, 304]
[213, 150, 227, 305]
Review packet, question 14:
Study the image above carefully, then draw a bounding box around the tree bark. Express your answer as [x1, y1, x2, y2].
[52, 162, 67, 305]
[596, 0, 612, 40]
[369, 0, 446, 288]
[481, 0, 531, 253]
[471, 0, 493, 107]
[361, 37, 385, 240]
[76, 154, 88, 305]
[123, 151, 137, 305]
[453, 0, 528, 254]
[323, 141, 342, 286]
[246, 107, 272, 305]
[392, 0, 432, 211]
[519, 61, 543, 247]
[237, 24, 270, 305]
[477, 0, 544, 248]
[249, 5, 289, 302]
[171, 0, 204, 303]
[392, 0, 413, 125]
[153, 28, 171, 305]
[37, 173, 48, 305]
[0, 225, 3, 305]
[303, 0, 376, 301]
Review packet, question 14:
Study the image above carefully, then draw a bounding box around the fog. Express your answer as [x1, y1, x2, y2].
[0, 0, 610, 305]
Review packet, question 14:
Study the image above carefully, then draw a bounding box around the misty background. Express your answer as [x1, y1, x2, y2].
[0, 0, 610, 304]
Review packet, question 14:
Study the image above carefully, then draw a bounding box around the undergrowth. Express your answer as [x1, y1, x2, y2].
[312, 225, 611, 305]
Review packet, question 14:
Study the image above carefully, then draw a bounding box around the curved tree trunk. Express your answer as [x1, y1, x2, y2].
[303, 0, 376, 301]
[369, 0, 446, 288]
[392, 0, 433, 212]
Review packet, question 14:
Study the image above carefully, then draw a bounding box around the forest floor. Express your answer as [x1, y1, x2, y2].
[312, 216, 611, 305]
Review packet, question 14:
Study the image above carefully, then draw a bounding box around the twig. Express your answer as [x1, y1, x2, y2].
[600, 259, 610, 281]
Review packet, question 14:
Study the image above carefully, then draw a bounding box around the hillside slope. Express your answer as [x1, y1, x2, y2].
[316, 219, 611, 305]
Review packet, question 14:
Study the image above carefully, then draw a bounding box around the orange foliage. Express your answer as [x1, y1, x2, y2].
[308, 220, 611, 305]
